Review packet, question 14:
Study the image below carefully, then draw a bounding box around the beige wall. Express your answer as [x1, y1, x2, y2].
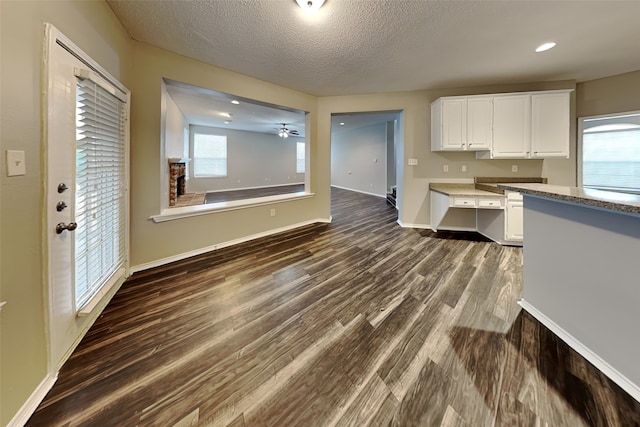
[128, 42, 322, 267]
[577, 70, 640, 118]
[187, 126, 305, 193]
[0, 1, 132, 424]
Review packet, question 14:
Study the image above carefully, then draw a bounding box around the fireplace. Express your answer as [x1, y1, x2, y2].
[168, 159, 188, 207]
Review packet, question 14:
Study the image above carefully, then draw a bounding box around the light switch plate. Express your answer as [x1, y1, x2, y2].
[6, 150, 26, 176]
[461, 164, 467, 172]
[408, 158, 418, 166]
[512, 165, 518, 173]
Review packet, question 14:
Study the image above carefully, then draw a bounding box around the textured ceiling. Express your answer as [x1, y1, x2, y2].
[108, 0, 640, 97]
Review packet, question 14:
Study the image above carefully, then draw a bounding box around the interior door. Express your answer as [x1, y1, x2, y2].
[46, 39, 85, 370]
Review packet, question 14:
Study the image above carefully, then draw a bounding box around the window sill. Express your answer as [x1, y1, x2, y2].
[150, 191, 315, 223]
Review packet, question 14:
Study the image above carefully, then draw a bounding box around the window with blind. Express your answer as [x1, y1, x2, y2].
[193, 133, 228, 177]
[75, 72, 127, 310]
[296, 142, 305, 173]
[580, 112, 640, 194]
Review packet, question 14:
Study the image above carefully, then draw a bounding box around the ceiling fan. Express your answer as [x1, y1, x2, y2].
[276, 123, 299, 138]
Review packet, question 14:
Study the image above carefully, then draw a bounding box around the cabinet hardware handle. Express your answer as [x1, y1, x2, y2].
[57, 183, 68, 193]
[56, 201, 67, 212]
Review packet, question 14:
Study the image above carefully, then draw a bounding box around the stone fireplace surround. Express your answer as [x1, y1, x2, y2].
[168, 158, 189, 206]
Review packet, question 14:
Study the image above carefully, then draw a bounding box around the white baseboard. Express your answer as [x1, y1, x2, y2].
[397, 220, 476, 232]
[331, 185, 385, 198]
[519, 299, 640, 403]
[131, 217, 332, 273]
[7, 373, 58, 427]
[396, 220, 431, 229]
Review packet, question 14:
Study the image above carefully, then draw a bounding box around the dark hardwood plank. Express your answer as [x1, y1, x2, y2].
[26, 187, 640, 427]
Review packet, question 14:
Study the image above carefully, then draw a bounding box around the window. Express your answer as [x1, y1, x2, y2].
[75, 71, 128, 310]
[193, 133, 227, 177]
[580, 112, 640, 193]
[296, 142, 305, 173]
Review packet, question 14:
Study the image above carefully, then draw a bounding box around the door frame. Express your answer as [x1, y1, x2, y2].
[42, 23, 130, 374]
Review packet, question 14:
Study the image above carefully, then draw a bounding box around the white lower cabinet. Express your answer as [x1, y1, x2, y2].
[505, 192, 524, 242]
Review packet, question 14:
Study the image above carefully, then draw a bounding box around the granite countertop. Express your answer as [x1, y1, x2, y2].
[475, 177, 547, 194]
[430, 177, 547, 197]
[497, 183, 640, 215]
[429, 183, 504, 197]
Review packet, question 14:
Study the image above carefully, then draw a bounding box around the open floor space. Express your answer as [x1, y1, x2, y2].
[26, 188, 639, 426]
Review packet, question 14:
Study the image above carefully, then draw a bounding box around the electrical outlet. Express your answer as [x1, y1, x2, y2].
[270, 208, 276, 217]
[512, 165, 518, 173]
[461, 164, 467, 172]
[443, 165, 449, 173]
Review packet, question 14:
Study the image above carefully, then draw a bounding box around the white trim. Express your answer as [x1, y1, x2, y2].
[330, 185, 385, 198]
[77, 267, 126, 316]
[519, 299, 640, 403]
[396, 220, 431, 229]
[7, 373, 58, 427]
[205, 182, 305, 193]
[131, 217, 332, 273]
[151, 192, 315, 223]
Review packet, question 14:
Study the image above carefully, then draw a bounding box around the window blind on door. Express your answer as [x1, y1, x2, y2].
[74, 74, 126, 310]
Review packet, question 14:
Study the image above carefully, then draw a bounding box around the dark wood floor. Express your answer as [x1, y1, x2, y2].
[27, 187, 640, 426]
[205, 184, 305, 204]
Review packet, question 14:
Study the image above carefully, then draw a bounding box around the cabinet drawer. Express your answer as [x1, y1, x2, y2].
[452, 197, 477, 208]
[478, 198, 504, 209]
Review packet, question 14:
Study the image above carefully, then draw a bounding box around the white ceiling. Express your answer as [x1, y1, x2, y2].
[165, 80, 399, 136]
[109, 0, 640, 97]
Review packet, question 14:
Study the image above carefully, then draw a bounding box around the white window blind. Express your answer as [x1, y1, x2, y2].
[296, 142, 305, 173]
[581, 113, 640, 193]
[193, 133, 227, 177]
[75, 75, 126, 310]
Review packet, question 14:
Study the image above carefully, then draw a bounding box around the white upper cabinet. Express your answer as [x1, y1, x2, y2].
[477, 90, 572, 159]
[431, 96, 492, 151]
[490, 94, 531, 158]
[466, 97, 493, 150]
[530, 91, 571, 158]
[432, 90, 572, 158]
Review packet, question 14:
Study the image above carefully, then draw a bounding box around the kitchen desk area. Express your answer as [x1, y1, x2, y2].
[430, 177, 546, 245]
[499, 183, 640, 402]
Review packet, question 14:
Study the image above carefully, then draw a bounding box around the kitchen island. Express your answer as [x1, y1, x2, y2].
[499, 183, 640, 403]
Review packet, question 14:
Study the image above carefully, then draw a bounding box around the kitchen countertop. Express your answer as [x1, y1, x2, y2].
[498, 183, 640, 215]
[430, 177, 547, 197]
[429, 183, 504, 197]
[475, 177, 547, 194]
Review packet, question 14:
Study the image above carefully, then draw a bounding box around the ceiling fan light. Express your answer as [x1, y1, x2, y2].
[296, 0, 325, 11]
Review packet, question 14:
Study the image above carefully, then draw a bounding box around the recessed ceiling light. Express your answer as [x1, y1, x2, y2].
[296, 0, 325, 11]
[220, 112, 232, 118]
[231, 100, 240, 105]
[535, 42, 556, 53]
[339, 122, 345, 126]
[224, 120, 231, 125]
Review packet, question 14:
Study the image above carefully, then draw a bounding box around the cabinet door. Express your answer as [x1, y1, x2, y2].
[441, 98, 467, 150]
[492, 95, 531, 158]
[531, 92, 570, 158]
[467, 97, 492, 150]
[505, 201, 524, 241]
